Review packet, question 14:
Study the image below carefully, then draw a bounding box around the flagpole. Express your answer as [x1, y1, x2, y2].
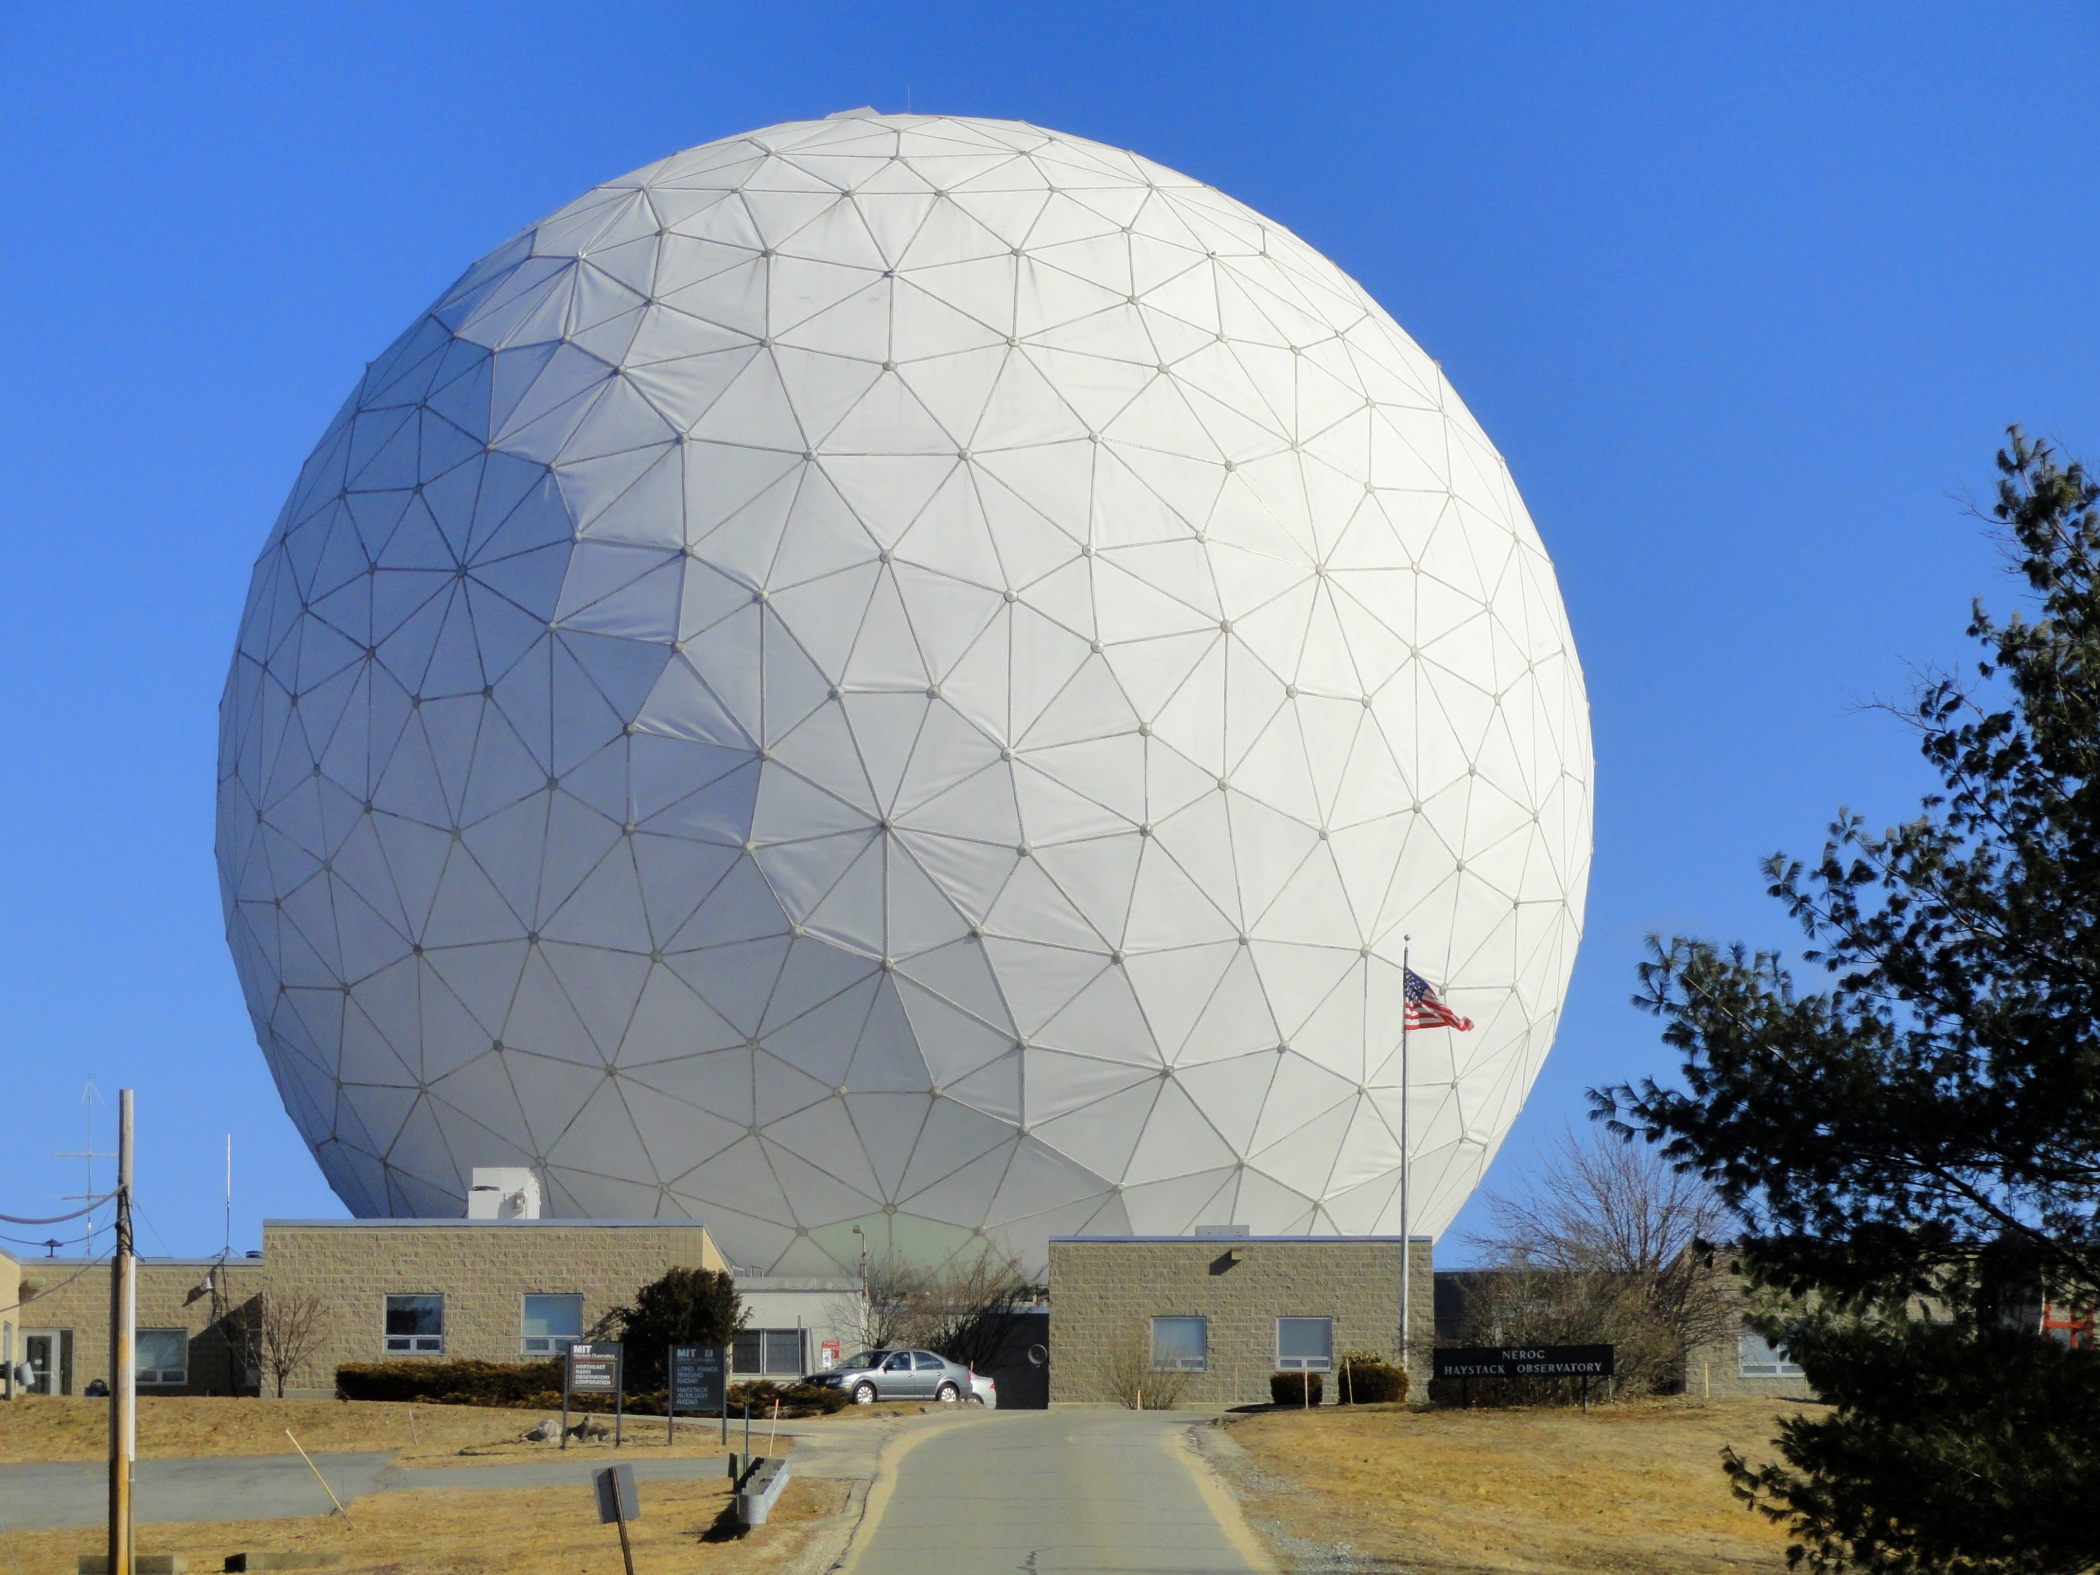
[1399, 934, 1411, 1382]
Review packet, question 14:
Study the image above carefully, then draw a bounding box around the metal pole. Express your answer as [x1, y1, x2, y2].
[108, 1087, 134, 1575]
[560, 1348, 571, 1450]
[1399, 938, 1412, 1388]
[667, 1344, 675, 1446]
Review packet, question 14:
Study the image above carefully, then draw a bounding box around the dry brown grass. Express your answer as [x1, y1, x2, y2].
[1221, 1397, 1806, 1574]
[0, 1395, 787, 1465]
[0, 1473, 850, 1575]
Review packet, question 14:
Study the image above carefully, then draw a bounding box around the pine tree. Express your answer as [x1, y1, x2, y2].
[1599, 431, 2100, 1575]
[606, 1266, 742, 1390]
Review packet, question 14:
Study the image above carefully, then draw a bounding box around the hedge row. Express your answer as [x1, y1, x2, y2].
[338, 1360, 562, 1405]
[335, 1361, 846, 1417]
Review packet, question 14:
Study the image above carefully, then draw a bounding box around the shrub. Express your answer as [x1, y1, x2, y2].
[1270, 1370, 1324, 1407]
[1337, 1356, 1407, 1405]
[727, 1379, 849, 1416]
[1097, 1321, 1193, 1408]
[337, 1360, 562, 1405]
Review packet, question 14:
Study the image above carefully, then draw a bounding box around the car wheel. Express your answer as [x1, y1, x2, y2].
[936, 1381, 961, 1403]
[853, 1381, 877, 1405]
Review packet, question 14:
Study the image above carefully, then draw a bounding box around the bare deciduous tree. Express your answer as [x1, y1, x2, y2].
[825, 1245, 1039, 1372]
[1098, 1320, 1191, 1409]
[233, 1291, 327, 1398]
[1459, 1125, 1732, 1396]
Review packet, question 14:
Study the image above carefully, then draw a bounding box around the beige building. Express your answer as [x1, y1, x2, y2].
[1048, 1235, 1431, 1407]
[261, 1219, 725, 1396]
[5, 1253, 263, 1399]
[2, 1215, 873, 1401]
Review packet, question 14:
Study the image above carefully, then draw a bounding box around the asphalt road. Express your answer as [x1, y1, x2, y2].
[0, 1449, 733, 1529]
[842, 1409, 1273, 1575]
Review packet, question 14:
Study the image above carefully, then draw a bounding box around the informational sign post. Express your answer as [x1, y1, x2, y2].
[563, 1341, 625, 1449]
[593, 1461, 641, 1575]
[668, 1343, 724, 1445]
[1432, 1344, 1615, 1410]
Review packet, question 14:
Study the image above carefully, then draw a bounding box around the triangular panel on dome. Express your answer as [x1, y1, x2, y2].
[893, 825, 1019, 925]
[842, 1092, 929, 1198]
[622, 1043, 757, 1129]
[1120, 1166, 1238, 1236]
[897, 1098, 1015, 1198]
[944, 1048, 1021, 1123]
[841, 980, 931, 1093]
[617, 962, 746, 1063]
[896, 1140, 1012, 1232]
[895, 977, 1013, 1084]
[662, 933, 791, 1038]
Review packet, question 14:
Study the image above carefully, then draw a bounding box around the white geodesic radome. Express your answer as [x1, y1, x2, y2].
[217, 111, 1592, 1276]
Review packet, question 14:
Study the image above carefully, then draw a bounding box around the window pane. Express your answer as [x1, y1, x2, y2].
[1738, 1332, 1802, 1377]
[386, 1295, 443, 1336]
[522, 1295, 583, 1340]
[137, 1330, 186, 1370]
[1277, 1317, 1333, 1370]
[137, 1328, 187, 1382]
[767, 1331, 805, 1374]
[732, 1331, 763, 1373]
[1152, 1316, 1207, 1371]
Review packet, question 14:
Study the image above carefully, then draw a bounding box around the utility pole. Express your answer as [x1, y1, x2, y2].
[108, 1088, 134, 1575]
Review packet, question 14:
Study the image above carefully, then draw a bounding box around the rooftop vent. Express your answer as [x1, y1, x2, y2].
[467, 1167, 542, 1220]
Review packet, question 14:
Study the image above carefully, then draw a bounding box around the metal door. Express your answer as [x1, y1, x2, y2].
[22, 1331, 58, 1395]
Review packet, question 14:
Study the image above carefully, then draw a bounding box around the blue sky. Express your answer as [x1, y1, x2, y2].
[3, 2, 2096, 1261]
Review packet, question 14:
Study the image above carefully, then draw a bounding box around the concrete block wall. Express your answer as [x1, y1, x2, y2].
[0, 1251, 18, 1389]
[1047, 1236, 1433, 1406]
[1680, 1333, 1814, 1400]
[9, 1257, 263, 1396]
[261, 1220, 724, 1395]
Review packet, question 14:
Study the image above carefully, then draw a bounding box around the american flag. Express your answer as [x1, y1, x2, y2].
[1404, 968, 1473, 1031]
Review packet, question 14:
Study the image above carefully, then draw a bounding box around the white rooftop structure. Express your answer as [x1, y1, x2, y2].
[465, 1166, 543, 1219]
[217, 112, 1593, 1275]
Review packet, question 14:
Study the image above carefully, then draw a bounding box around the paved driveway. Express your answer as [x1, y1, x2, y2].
[843, 1409, 1273, 1575]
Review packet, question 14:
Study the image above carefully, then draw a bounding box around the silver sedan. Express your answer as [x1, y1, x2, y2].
[813, 1348, 975, 1404]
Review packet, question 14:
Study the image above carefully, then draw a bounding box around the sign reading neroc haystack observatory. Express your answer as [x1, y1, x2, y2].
[1433, 1345, 1615, 1380]
[216, 110, 1595, 1277]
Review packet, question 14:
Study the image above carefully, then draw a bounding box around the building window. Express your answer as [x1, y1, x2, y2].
[522, 1294, 584, 1355]
[1276, 1317, 1334, 1371]
[1151, 1316, 1208, 1371]
[1737, 1331, 1803, 1378]
[384, 1294, 444, 1354]
[136, 1329, 188, 1387]
[732, 1329, 805, 1376]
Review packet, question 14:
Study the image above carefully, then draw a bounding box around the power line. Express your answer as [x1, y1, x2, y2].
[0, 1201, 112, 1243]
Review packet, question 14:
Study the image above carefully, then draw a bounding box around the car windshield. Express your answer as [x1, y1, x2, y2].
[836, 1350, 886, 1371]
